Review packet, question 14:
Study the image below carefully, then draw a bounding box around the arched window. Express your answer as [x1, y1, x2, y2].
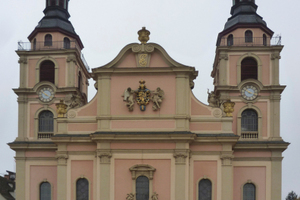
[64, 37, 70, 49]
[198, 179, 212, 200]
[263, 34, 267, 46]
[136, 176, 149, 200]
[241, 109, 258, 138]
[243, 183, 256, 200]
[76, 178, 89, 200]
[241, 58, 257, 81]
[40, 60, 55, 83]
[39, 111, 54, 133]
[44, 34, 52, 46]
[40, 182, 51, 200]
[227, 34, 234, 46]
[245, 30, 253, 43]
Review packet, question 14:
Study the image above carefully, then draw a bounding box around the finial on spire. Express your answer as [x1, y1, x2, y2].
[138, 27, 150, 44]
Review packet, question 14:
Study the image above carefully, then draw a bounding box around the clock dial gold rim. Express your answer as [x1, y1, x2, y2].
[38, 87, 54, 102]
[241, 85, 258, 101]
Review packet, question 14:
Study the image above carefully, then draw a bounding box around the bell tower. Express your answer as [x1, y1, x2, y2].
[14, 0, 90, 141]
[211, 1, 286, 199]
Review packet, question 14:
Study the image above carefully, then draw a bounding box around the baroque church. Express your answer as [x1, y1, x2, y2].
[9, 0, 288, 200]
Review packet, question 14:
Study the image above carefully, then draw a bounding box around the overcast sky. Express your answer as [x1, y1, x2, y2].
[1, 0, 299, 199]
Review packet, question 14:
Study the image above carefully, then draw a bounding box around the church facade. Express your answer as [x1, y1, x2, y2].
[9, 0, 288, 200]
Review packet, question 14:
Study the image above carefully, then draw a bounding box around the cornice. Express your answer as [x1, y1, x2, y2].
[8, 141, 57, 150]
[234, 140, 289, 151]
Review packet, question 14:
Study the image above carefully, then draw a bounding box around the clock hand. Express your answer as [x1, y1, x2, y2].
[42, 91, 50, 97]
[246, 89, 253, 94]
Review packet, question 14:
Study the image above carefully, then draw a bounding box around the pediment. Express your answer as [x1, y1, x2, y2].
[93, 43, 192, 70]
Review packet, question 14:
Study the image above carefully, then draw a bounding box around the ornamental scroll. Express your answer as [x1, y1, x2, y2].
[122, 80, 164, 111]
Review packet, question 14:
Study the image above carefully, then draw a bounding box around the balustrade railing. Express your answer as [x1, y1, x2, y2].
[38, 132, 53, 139]
[17, 40, 90, 71]
[218, 36, 281, 47]
[241, 132, 258, 139]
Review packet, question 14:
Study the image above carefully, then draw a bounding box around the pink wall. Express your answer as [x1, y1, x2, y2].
[193, 161, 218, 200]
[67, 123, 97, 132]
[190, 122, 222, 131]
[111, 120, 175, 130]
[30, 165, 57, 200]
[67, 144, 97, 151]
[114, 159, 171, 200]
[28, 58, 38, 87]
[77, 96, 98, 116]
[115, 52, 137, 68]
[233, 166, 266, 200]
[110, 75, 176, 115]
[71, 160, 94, 200]
[111, 143, 176, 150]
[190, 145, 222, 152]
[56, 57, 66, 87]
[149, 51, 169, 68]
[191, 96, 212, 115]
[25, 151, 56, 157]
[234, 151, 271, 158]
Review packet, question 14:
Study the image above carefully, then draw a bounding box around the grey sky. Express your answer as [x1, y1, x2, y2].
[1, 0, 299, 199]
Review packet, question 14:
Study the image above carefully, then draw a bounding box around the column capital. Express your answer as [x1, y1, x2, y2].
[97, 151, 112, 164]
[56, 151, 68, 166]
[173, 150, 190, 165]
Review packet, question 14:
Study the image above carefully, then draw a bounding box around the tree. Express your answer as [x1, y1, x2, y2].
[286, 191, 298, 200]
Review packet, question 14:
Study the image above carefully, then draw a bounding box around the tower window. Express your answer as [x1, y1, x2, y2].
[241, 58, 257, 81]
[76, 178, 89, 200]
[241, 109, 258, 139]
[40, 182, 51, 200]
[263, 34, 267, 46]
[227, 34, 234, 46]
[243, 183, 256, 200]
[44, 34, 52, 46]
[40, 60, 55, 83]
[39, 111, 54, 133]
[245, 30, 253, 43]
[198, 179, 212, 200]
[136, 176, 149, 200]
[64, 37, 70, 49]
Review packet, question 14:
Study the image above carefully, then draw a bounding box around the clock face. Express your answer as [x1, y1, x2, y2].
[38, 87, 54, 102]
[241, 85, 258, 101]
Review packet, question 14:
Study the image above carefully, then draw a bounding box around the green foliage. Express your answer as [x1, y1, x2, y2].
[286, 191, 298, 200]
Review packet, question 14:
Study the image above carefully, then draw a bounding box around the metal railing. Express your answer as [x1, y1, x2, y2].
[241, 132, 258, 139]
[218, 36, 282, 47]
[17, 40, 90, 71]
